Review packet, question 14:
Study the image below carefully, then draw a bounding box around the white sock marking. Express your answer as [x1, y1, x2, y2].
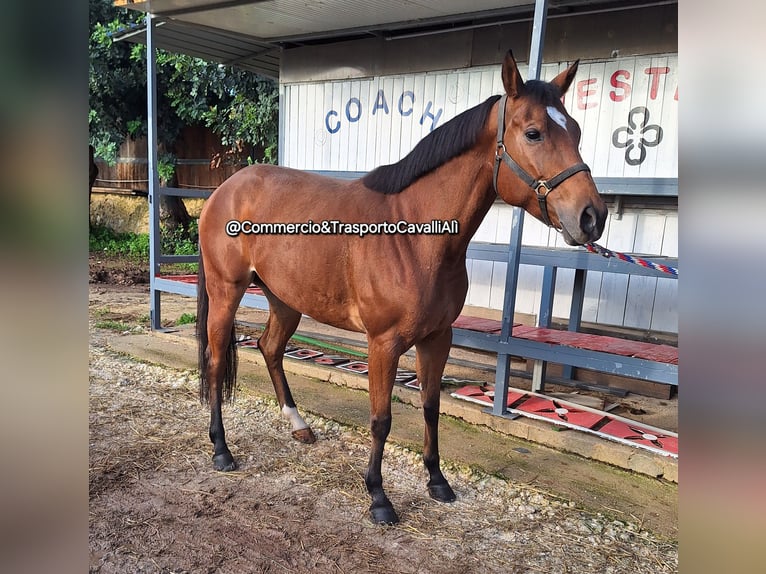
[282, 405, 309, 431]
[546, 106, 568, 130]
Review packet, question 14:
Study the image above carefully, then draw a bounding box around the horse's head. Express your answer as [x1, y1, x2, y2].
[494, 51, 607, 245]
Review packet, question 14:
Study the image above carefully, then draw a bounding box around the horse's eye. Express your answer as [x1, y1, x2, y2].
[525, 129, 542, 142]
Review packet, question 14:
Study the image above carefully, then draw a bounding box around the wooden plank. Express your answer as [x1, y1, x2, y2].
[515, 265, 543, 317]
[286, 84, 299, 167]
[526, 361, 672, 400]
[661, 212, 678, 257]
[466, 260, 492, 308]
[341, 79, 355, 172]
[355, 79, 368, 171]
[317, 82, 331, 170]
[624, 213, 665, 329]
[463, 259, 473, 303]
[651, 278, 678, 333]
[488, 261, 508, 310]
[596, 213, 637, 325]
[552, 267, 575, 320]
[299, 82, 312, 169]
[314, 82, 329, 170]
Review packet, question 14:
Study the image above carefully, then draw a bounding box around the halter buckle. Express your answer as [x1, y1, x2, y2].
[534, 180, 553, 197]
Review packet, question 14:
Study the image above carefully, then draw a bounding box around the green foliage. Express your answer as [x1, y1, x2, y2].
[89, 0, 278, 166]
[157, 155, 176, 185]
[89, 1, 149, 164]
[89, 220, 200, 260]
[126, 119, 143, 137]
[160, 219, 198, 256]
[95, 319, 132, 331]
[176, 313, 197, 326]
[89, 224, 150, 258]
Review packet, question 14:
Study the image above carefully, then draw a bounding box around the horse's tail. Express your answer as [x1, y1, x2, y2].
[197, 250, 238, 404]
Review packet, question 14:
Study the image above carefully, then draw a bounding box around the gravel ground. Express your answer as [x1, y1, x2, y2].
[89, 320, 677, 574]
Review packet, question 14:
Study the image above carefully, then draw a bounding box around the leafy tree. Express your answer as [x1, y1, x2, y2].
[88, 0, 278, 168]
[159, 52, 279, 165]
[89, 0, 150, 164]
[89, 0, 278, 235]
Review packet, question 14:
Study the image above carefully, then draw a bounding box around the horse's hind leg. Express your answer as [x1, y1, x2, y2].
[258, 292, 316, 444]
[204, 280, 248, 472]
[416, 328, 456, 503]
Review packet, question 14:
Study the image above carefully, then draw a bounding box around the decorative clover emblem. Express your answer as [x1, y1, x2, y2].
[612, 107, 663, 166]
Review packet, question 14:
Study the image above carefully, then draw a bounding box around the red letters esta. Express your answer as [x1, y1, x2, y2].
[576, 78, 598, 110]
[609, 70, 631, 102]
[644, 67, 670, 100]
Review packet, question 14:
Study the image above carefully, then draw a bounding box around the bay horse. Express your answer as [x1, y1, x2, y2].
[197, 51, 606, 524]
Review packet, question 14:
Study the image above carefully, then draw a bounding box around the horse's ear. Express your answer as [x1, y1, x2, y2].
[501, 50, 524, 99]
[551, 60, 579, 95]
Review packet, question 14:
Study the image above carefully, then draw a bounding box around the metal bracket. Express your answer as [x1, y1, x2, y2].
[612, 194, 624, 220]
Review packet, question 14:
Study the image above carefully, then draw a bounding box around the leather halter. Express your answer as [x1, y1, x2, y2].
[493, 94, 591, 228]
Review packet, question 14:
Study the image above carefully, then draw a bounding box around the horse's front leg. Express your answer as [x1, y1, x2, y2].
[364, 335, 404, 525]
[416, 327, 456, 502]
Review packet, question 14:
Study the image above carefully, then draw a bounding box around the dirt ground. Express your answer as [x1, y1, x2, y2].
[89, 258, 677, 573]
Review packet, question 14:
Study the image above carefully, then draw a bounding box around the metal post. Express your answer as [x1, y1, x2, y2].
[278, 83, 286, 166]
[531, 265, 557, 392]
[538, 266, 557, 328]
[147, 14, 162, 330]
[491, 207, 525, 416]
[528, 0, 549, 80]
[561, 269, 587, 380]
[491, 0, 549, 414]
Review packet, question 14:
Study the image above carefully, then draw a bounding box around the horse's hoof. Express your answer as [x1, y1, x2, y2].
[428, 482, 456, 503]
[212, 452, 237, 472]
[369, 503, 399, 525]
[292, 427, 316, 444]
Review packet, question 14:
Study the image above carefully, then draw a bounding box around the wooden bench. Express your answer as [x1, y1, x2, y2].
[452, 240, 678, 415]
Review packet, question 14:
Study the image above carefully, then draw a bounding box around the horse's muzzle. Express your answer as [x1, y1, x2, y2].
[580, 204, 606, 241]
[560, 201, 607, 246]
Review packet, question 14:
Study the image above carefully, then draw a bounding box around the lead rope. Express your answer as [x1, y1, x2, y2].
[584, 242, 678, 277]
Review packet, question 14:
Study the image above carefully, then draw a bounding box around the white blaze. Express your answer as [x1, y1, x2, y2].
[546, 106, 568, 130]
[282, 405, 309, 431]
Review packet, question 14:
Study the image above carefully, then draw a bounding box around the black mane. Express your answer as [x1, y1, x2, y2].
[362, 95, 502, 194]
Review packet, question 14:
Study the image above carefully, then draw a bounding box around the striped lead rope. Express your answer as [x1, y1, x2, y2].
[585, 242, 678, 277]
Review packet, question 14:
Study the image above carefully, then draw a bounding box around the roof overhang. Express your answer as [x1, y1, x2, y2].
[112, 0, 676, 78]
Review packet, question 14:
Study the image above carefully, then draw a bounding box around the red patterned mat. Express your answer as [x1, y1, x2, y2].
[451, 385, 527, 408]
[597, 419, 678, 454]
[515, 396, 607, 428]
[451, 384, 677, 458]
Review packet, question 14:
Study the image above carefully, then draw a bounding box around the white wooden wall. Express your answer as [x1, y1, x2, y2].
[281, 55, 678, 333]
[466, 205, 678, 333]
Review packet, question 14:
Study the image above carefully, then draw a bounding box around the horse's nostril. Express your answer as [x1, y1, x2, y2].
[580, 206, 597, 234]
